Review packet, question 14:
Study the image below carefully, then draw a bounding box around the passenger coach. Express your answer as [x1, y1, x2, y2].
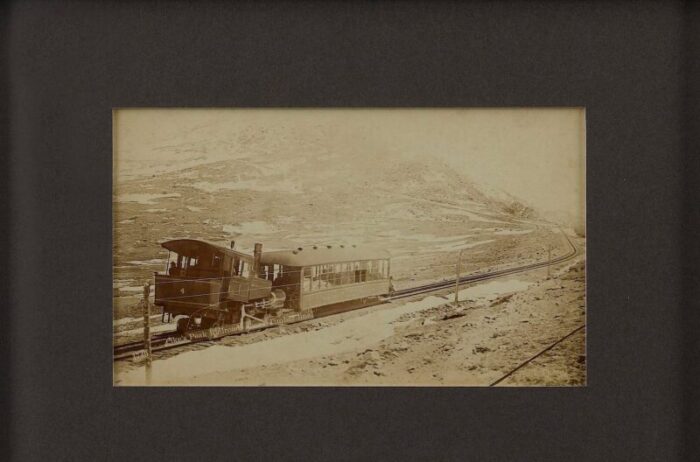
[261, 244, 391, 315]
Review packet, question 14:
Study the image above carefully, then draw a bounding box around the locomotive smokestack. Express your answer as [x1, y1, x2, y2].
[253, 243, 263, 277]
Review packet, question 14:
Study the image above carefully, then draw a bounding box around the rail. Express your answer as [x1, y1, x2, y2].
[489, 324, 586, 386]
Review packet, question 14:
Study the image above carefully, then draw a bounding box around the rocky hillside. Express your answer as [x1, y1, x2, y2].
[113, 128, 565, 318]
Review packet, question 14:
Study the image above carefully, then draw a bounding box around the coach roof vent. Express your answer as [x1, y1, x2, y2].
[260, 246, 390, 267]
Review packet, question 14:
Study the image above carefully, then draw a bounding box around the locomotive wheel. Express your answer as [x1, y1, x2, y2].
[286, 291, 300, 311]
[212, 317, 223, 328]
[227, 303, 242, 324]
[202, 315, 223, 329]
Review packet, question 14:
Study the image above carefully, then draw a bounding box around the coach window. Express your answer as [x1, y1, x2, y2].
[333, 264, 342, 285]
[349, 263, 354, 283]
[344, 263, 349, 283]
[336, 264, 343, 285]
[303, 267, 312, 293]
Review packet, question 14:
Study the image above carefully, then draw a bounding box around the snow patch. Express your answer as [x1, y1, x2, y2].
[113, 314, 161, 327]
[442, 208, 508, 224]
[224, 221, 276, 235]
[126, 258, 166, 266]
[116, 193, 181, 205]
[455, 278, 531, 301]
[431, 239, 496, 252]
[494, 229, 534, 236]
[192, 179, 300, 194]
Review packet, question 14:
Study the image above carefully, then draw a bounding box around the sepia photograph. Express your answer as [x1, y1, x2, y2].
[112, 108, 586, 386]
[10, 1, 693, 459]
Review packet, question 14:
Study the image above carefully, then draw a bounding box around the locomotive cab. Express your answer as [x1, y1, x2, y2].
[154, 239, 273, 333]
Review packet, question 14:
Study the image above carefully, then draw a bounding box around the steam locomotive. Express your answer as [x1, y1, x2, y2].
[154, 239, 391, 337]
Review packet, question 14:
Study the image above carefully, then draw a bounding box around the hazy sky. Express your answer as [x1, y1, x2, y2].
[114, 108, 585, 228]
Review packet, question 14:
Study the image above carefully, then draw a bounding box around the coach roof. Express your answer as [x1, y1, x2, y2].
[261, 245, 390, 267]
[161, 239, 253, 260]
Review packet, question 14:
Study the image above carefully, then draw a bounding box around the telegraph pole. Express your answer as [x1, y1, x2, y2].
[143, 281, 152, 366]
[454, 249, 466, 308]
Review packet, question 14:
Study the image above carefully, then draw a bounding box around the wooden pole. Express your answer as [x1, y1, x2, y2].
[454, 249, 463, 308]
[143, 281, 152, 366]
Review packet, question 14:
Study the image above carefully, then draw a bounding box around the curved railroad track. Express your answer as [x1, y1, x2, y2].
[114, 230, 580, 361]
[391, 230, 578, 300]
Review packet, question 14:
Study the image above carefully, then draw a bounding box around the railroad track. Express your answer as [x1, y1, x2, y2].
[489, 324, 586, 387]
[114, 231, 579, 362]
[113, 331, 183, 357]
[391, 230, 578, 300]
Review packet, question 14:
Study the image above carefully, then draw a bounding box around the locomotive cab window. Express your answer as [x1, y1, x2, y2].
[240, 261, 250, 278]
[231, 257, 252, 278]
